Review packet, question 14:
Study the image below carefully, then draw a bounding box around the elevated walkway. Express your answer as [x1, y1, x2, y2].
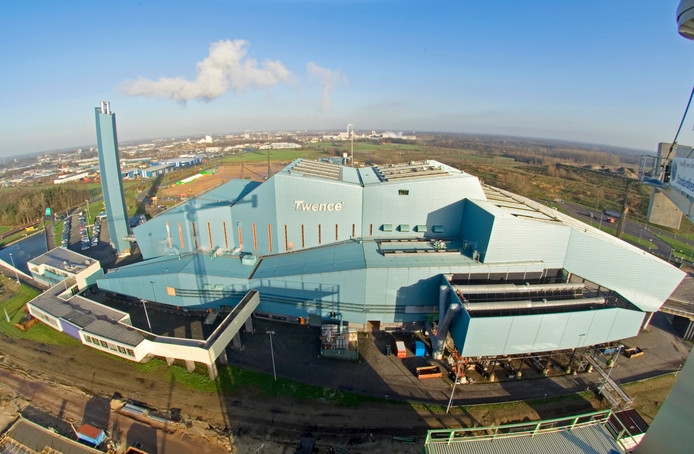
[586, 356, 634, 410]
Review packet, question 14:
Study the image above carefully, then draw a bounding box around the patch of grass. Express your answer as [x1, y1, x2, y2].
[621, 232, 658, 250]
[126, 363, 386, 406]
[656, 234, 694, 259]
[0, 285, 41, 327]
[0, 284, 79, 346]
[0, 226, 11, 235]
[217, 149, 321, 164]
[130, 357, 167, 373]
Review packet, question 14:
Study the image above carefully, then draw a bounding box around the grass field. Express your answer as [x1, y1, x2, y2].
[0, 278, 78, 346]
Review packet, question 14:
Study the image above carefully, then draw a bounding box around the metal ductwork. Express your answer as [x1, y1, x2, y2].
[438, 285, 448, 319]
[463, 297, 605, 312]
[434, 302, 461, 359]
[454, 282, 585, 295]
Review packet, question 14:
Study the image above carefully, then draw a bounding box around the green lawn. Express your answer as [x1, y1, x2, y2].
[656, 234, 694, 260]
[0, 283, 78, 346]
[217, 149, 321, 164]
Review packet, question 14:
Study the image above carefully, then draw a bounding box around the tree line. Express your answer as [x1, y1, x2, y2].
[0, 185, 90, 226]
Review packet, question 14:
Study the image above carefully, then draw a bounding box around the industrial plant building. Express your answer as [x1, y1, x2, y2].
[95, 157, 686, 360]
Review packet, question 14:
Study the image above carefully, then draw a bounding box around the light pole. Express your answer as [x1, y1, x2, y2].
[140, 281, 154, 333]
[8, 253, 19, 284]
[150, 280, 157, 302]
[267, 331, 277, 381]
[85, 200, 91, 225]
[347, 123, 354, 167]
[446, 376, 458, 413]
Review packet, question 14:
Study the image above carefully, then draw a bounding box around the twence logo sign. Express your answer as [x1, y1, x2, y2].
[293, 200, 344, 212]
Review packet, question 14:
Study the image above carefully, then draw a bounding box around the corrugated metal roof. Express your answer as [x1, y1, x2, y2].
[423, 425, 623, 454]
[30, 290, 74, 318]
[252, 241, 367, 278]
[340, 166, 362, 184]
[83, 319, 145, 346]
[104, 251, 256, 281]
[479, 187, 561, 223]
[62, 310, 96, 328]
[6, 418, 104, 454]
[358, 166, 384, 185]
[29, 247, 94, 271]
[252, 239, 485, 279]
[374, 161, 451, 181]
[288, 159, 342, 180]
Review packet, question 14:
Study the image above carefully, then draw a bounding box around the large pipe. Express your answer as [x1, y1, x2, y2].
[463, 297, 605, 312]
[434, 303, 461, 359]
[454, 282, 585, 295]
[438, 285, 448, 320]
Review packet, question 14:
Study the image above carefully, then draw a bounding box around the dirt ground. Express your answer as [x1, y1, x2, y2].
[0, 347, 676, 454]
[158, 164, 287, 201]
[0, 310, 679, 454]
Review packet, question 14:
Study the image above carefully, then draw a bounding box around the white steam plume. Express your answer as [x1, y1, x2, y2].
[307, 62, 344, 111]
[120, 40, 293, 101]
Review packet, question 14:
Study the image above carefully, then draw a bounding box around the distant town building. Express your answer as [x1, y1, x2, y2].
[53, 171, 89, 184]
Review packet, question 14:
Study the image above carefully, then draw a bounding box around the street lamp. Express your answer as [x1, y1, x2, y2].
[140, 281, 155, 333]
[347, 123, 355, 167]
[85, 200, 91, 224]
[267, 330, 277, 381]
[141, 300, 153, 332]
[8, 253, 19, 284]
[446, 376, 458, 413]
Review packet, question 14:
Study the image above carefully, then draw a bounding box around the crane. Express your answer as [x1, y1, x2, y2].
[638, 1, 694, 225]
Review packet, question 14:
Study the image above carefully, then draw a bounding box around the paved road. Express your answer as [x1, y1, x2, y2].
[223, 312, 690, 408]
[551, 201, 692, 262]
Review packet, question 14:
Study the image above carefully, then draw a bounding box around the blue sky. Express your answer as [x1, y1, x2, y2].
[1, 0, 693, 157]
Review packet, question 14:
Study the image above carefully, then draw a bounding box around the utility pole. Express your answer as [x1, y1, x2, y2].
[615, 180, 631, 239]
[348, 123, 354, 167]
[9, 253, 19, 284]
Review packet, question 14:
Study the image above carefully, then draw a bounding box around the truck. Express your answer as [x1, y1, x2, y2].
[603, 209, 622, 219]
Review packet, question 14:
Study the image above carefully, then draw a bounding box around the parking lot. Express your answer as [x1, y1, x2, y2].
[224, 312, 689, 406]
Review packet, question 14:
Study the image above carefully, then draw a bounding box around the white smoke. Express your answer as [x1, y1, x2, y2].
[120, 40, 293, 101]
[307, 62, 344, 112]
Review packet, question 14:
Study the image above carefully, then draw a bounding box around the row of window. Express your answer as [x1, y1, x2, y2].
[83, 334, 135, 357]
[34, 310, 59, 329]
[165, 220, 441, 253]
